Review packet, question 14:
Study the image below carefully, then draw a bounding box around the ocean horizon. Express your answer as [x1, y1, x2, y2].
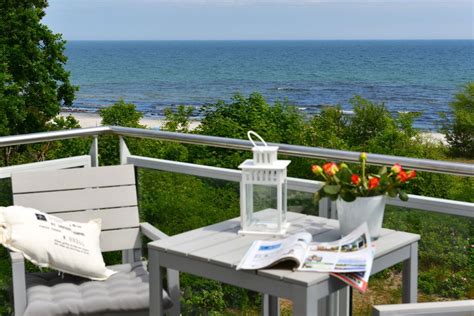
[64, 39, 474, 130]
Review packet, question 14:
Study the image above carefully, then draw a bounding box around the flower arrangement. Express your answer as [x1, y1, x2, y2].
[312, 152, 416, 202]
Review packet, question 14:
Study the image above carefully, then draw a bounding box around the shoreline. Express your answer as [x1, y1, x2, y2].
[60, 111, 201, 130]
[61, 112, 447, 145]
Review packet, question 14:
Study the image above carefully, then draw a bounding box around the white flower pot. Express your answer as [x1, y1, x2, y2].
[336, 195, 387, 239]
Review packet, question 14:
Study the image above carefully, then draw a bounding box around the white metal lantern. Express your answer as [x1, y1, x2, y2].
[238, 131, 291, 236]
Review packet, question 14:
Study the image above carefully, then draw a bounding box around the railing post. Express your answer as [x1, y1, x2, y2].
[330, 200, 338, 219]
[119, 136, 131, 165]
[89, 135, 99, 167]
[119, 136, 139, 264]
[319, 197, 331, 218]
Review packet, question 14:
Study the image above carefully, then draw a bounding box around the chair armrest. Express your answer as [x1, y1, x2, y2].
[10, 251, 24, 264]
[9, 251, 27, 316]
[140, 222, 169, 241]
[140, 222, 181, 311]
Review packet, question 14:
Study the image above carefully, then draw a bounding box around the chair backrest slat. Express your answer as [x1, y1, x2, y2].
[100, 228, 141, 252]
[14, 186, 137, 213]
[56, 207, 139, 230]
[12, 165, 135, 193]
[11, 165, 140, 253]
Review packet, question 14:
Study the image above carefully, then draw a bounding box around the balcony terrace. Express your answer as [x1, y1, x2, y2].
[0, 126, 472, 315]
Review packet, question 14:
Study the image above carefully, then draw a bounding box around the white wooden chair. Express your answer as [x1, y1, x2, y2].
[9, 165, 180, 316]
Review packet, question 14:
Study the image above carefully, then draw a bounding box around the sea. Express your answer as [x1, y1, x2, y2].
[64, 40, 474, 130]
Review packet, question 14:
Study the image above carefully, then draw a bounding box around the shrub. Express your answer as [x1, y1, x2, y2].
[347, 96, 395, 148]
[306, 106, 349, 150]
[442, 83, 474, 158]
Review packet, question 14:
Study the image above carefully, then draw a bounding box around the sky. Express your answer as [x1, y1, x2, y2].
[44, 0, 474, 40]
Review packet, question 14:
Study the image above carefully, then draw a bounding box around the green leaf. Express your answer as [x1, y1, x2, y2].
[378, 166, 388, 175]
[339, 167, 352, 183]
[323, 184, 341, 195]
[313, 191, 321, 203]
[341, 191, 356, 202]
[388, 188, 398, 198]
[399, 190, 409, 201]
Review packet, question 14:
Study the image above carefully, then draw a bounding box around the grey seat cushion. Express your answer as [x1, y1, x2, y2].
[24, 262, 172, 316]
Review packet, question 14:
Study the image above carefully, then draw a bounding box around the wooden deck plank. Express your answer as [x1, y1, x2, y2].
[151, 212, 420, 287]
[168, 212, 306, 257]
[372, 230, 420, 258]
[152, 210, 303, 251]
[215, 216, 337, 268]
[151, 218, 242, 250]
[194, 214, 318, 265]
[257, 228, 397, 285]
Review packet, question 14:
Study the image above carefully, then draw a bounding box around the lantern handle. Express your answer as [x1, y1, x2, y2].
[247, 131, 268, 148]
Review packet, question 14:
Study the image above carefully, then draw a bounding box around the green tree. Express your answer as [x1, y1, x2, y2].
[442, 83, 474, 158]
[0, 0, 76, 137]
[306, 106, 349, 150]
[196, 93, 306, 169]
[163, 105, 194, 133]
[100, 99, 144, 128]
[347, 96, 394, 148]
[99, 100, 144, 165]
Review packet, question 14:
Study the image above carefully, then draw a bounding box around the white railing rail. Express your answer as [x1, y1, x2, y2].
[125, 151, 473, 218]
[0, 126, 472, 219]
[0, 126, 472, 176]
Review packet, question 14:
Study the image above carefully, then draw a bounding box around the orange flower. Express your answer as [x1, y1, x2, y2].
[406, 170, 416, 180]
[368, 177, 380, 190]
[351, 174, 361, 185]
[391, 163, 402, 174]
[396, 170, 408, 183]
[323, 162, 339, 176]
[311, 164, 323, 175]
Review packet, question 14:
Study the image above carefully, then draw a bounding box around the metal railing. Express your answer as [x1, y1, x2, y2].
[0, 126, 473, 176]
[0, 126, 472, 316]
[0, 126, 473, 219]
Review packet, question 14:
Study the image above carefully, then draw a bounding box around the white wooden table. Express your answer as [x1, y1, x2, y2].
[148, 212, 420, 316]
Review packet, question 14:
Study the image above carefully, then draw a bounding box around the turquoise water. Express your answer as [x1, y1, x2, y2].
[65, 40, 474, 130]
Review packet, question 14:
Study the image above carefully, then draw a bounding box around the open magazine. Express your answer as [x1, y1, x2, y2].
[237, 223, 374, 292]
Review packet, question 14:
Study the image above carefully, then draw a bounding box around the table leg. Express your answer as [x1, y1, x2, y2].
[166, 269, 181, 316]
[339, 286, 351, 316]
[149, 250, 164, 316]
[402, 242, 418, 303]
[293, 291, 318, 316]
[328, 286, 351, 316]
[262, 294, 280, 316]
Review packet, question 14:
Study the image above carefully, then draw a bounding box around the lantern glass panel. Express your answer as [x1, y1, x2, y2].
[282, 180, 287, 223]
[245, 183, 282, 233]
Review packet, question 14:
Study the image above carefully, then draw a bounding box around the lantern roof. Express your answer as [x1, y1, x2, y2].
[239, 159, 291, 170]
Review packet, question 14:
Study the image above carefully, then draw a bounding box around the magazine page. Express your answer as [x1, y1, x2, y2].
[236, 231, 312, 270]
[330, 246, 375, 293]
[300, 223, 373, 273]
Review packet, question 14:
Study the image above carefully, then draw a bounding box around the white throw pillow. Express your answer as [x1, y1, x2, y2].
[0, 206, 116, 280]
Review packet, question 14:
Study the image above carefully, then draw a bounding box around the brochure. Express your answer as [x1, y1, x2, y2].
[236, 223, 374, 292]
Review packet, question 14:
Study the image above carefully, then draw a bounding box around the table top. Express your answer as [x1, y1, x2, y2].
[149, 211, 420, 287]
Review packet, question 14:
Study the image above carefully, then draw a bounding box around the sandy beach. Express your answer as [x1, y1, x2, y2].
[62, 112, 447, 145]
[60, 112, 201, 130]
